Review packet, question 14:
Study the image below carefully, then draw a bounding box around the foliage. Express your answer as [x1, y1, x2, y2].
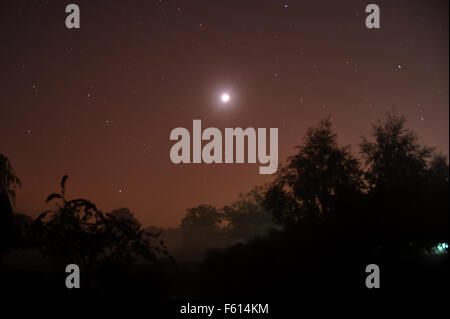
[222, 186, 276, 242]
[29, 175, 172, 276]
[180, 204, 223, 231]
[358, 112, 447, 238]
[265, 117, 363, 225]
[0, 153, 21, 205]
[360, 112, 433, 191]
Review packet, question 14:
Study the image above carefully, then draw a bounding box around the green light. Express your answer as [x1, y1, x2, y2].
[431, 242, 448, 255]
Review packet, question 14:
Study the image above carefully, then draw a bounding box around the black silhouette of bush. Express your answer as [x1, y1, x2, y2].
[0, 154, 22, 255]
[29, 175, 172, 286]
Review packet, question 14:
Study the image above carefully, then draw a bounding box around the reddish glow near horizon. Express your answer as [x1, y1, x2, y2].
[0, 1, 448, 228]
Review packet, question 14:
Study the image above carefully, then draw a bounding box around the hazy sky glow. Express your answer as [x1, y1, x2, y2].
[0, 0, 448, 227]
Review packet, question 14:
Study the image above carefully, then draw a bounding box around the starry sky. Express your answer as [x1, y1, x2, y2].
[0, 0, 448, 227]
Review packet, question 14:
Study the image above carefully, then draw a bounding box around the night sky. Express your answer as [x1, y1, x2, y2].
[0, 0, 448, 227]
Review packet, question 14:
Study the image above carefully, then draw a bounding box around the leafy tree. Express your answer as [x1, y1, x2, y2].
[360, 112, 439, 238]
[0, 153, 21, 205]
[178, 205, 225, 260]
[0, 154, 21, 255]
[422, 153, 449, 239]
[222, 186, 275, 243]
[29, 175, 171, 286]
[360, 112, 433, 192]
[180, 205, 223, 231]
[265, 118, 363, 226]
[427, 153, 449, 188]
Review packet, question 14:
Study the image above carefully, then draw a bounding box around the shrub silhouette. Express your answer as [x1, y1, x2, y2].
[0, 154, 22, 256]
[29, 175, 172, 287]
[0, 153, 21, 205]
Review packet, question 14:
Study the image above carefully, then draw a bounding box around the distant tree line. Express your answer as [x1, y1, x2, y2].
[171, 113, 448, 260]
[0, 112, 448, 294]
[194, 113, 448, 296]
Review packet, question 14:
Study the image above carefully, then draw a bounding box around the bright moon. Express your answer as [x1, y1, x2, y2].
[221, 93, 230, 103]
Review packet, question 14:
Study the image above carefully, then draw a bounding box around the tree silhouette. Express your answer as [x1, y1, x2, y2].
[29, 175, 172, 287]
[424, 153, 449, 238]
[178, 205, 225, 261]
[0, 153, 21, 205]
[181, 205, 223, 231]
[222, 186, 275, 243]
[0, 154, 21, 255]
[427, 153, 449, 188]
[265, 118, 362, 226]
[359, 112, 440, 239]
[360, 112, 433, 192]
